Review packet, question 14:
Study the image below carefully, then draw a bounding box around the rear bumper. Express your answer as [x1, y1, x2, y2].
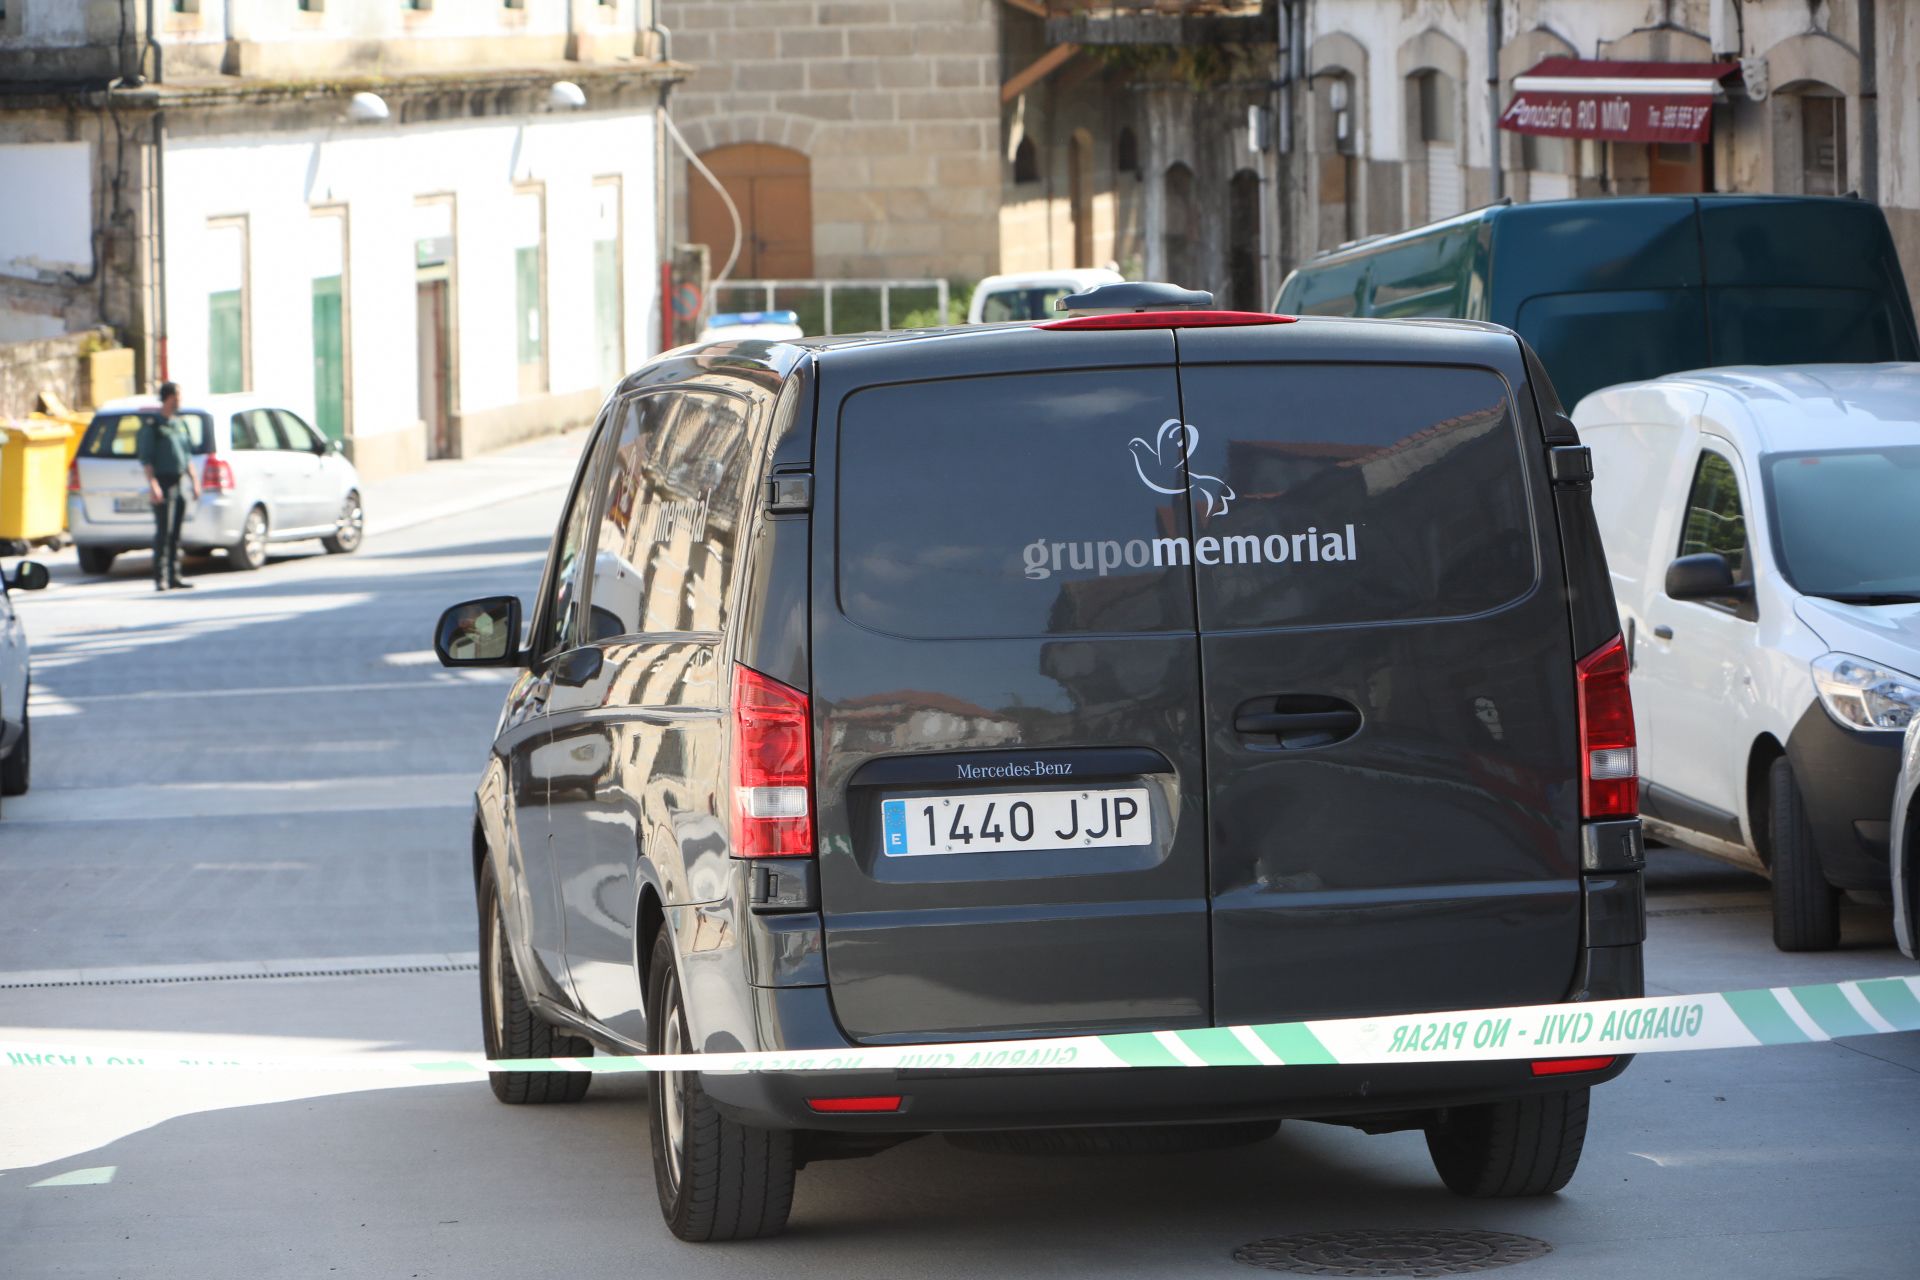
[67, 495, 247, 551]
[1787, 703, 1902, 889]
[700, 984, 1631, 1134]
[698, 935, 1641, 1134]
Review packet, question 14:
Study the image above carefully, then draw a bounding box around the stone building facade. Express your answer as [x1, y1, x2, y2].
[658, 0, 1146, 301]
[0, 1, 676, 474]
[1050, 0, 1920, 312]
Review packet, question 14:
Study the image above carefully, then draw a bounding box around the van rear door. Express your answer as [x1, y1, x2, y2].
[811, 333, 1214, 1043]
[1173, 323, 1584, 1025]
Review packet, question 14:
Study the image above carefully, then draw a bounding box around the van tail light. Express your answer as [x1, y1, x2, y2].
[732, 664, 814, 858]
[1531, 1056, 1616, 1077]
[1038, 311, 1296, 331]
[201, 456, 236, 493]
[67, 460, 81, 493]
[1576, 633, 1638, 819]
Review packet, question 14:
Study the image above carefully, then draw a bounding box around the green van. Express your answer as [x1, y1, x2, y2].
[1273, 195, 1919, 408]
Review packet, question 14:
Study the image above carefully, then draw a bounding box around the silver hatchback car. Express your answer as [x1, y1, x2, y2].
[68, 394, 365, 574]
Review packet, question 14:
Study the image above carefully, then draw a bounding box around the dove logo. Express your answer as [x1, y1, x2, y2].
[1129, 419, 1236, 519]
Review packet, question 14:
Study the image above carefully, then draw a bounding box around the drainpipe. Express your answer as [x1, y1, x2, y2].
[143, 0, 162, 84]
[1274, 0, 1303, 285]
[649, 9, 674, 352]
[152, 110, 169, 382]
[1858, 0, 1878, 204]
[1487, 0, 1503, 201]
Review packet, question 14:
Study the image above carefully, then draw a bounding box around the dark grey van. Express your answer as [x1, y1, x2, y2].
[1274, 195, 1919, 409]
[434, 284, 1645, 1241]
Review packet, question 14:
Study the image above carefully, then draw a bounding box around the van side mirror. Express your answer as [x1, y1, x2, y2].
[1665, 553, 1752, 604]
[435, 596, 522, 667]
[6, 561, 49, 591]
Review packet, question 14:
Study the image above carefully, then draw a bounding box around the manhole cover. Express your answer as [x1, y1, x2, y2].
[1233, 1229, 1552, 1277]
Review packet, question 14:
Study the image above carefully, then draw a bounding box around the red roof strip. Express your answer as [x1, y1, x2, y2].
[1039, 311, 1297, 331]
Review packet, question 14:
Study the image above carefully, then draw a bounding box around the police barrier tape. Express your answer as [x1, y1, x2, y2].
[5, 976, 1917, 1078]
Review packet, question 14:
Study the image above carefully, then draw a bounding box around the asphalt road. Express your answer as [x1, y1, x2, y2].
[1, 475, 1915, 1280]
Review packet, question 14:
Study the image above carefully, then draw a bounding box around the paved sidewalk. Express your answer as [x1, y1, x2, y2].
[359, 427, 588, 539]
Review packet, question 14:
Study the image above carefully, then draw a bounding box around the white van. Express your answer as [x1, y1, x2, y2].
[1576, 365, 1920, 951]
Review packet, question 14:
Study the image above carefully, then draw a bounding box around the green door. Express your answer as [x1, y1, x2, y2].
[209, 290, 244, 393]
[594, 237, 621, 388]
[311, 275, 345, 441]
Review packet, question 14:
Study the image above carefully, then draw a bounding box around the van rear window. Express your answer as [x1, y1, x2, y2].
[80, 411, 213, 459]
[836, 364, 1539, 639]
[1173, 364, 1539, 630]
[837, 369, 1197, 639]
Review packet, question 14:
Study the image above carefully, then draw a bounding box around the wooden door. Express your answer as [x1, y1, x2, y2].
[689, 143, 814, 280]
[1648, 143, 1706, 194]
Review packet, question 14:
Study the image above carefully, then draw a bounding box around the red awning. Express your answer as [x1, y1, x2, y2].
[1500, 58, 1740, 144]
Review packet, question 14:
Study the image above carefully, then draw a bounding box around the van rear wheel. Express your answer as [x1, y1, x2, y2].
[1768, 756, 1840, 952]
[1424, 1088, 1589, 1198]
[646, 930, 796, 1242]
[77, 547, 116, 575]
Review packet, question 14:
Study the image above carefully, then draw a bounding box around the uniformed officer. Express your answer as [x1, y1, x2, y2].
[137, 381, 200, 592]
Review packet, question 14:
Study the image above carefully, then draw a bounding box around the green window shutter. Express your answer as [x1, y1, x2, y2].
[516, 246, 543, 369]
[311, 275, 346, 441]
[208, 290, 244, 393]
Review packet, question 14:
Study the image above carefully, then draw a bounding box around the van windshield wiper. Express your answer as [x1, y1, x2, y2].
[1818, 592, 1920, 605]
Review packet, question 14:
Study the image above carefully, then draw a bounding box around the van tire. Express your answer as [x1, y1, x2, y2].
[1424, 1088, 1589, 1198]
[646, 930, 796, 1241]
[77, 547, 116, 576]
[1, 705, 28, 796]
[478, 860, 593, 1104]
[1768, 756, 1840, 952]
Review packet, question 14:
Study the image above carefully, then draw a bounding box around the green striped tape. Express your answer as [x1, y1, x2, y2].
[3, 974, 1914, 1078]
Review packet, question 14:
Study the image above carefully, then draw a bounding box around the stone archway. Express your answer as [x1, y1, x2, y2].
[1309, 31, 1369, 243]
[1500, 26, 1580, 201]
[1397, 28, 1470, 225]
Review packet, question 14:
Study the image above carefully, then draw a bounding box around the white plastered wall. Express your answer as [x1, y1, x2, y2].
[162, 112, 658, 458]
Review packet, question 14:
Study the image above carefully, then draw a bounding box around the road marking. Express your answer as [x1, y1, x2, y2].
[0, 952, 479, 988]
[41, 677, 498, 705]
[29, 1167, 116, 1188]
[2, 772, 474, 823]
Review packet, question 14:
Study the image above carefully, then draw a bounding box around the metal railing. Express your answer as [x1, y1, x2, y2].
[710, 278, 954, 336]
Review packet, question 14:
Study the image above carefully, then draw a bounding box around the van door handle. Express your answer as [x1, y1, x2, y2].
[1653, 625, 1674, 640]
[1234, 700, 1362, 750]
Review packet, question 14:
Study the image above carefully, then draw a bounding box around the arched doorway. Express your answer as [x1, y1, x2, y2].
[1227, 170, 1261, 312]
[1162, 162, 1196, 288]
[688, 143, 814, 279]
[1410, 70, 1462, 221]
[1069, 129, 1095, 268]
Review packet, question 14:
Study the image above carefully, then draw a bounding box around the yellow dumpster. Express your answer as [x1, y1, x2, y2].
[0, 420, 74, 543]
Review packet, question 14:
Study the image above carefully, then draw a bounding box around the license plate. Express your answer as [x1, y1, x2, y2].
[881, 787, 1151, 857]
[113, 494, 149, 513]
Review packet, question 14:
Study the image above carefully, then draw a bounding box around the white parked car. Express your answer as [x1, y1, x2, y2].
[67, 394, 365, 575]
[966, 268, 1124, 324]
[0, 558, 50, 814]
[1577, 364, 1920, 951]
[1893, 718, 1919, 961]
